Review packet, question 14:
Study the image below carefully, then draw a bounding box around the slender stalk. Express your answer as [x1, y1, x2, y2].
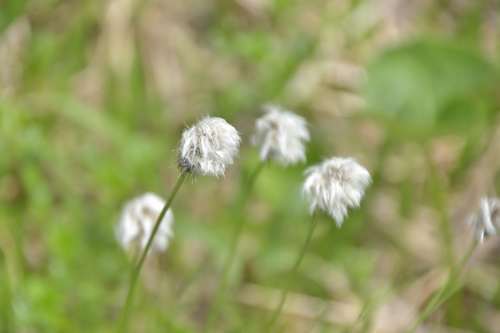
[425, 149, 455, 267]
[406, 239, 477, 333]
[205, 160, 266, 331]
[265, 213, 319, 332]
[0, 248, 13, 333]
[116, 172, 187, 333]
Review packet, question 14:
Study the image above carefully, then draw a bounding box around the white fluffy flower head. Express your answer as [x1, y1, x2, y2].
[116, 193, 174, 255]
[303, 157, 371, 226]
[178, 117, 240, 177]
[468, 197, 499, 242]
[251, 104, 310, 165]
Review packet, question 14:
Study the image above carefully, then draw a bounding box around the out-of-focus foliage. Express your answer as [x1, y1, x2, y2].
[365, 39, 499, 136]
[1, 1, 500, 333]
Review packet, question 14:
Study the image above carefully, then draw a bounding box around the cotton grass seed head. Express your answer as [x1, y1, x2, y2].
[178, 117, 240, 177]
[468, 197, 500, 242]
[303, 157, 371, 226]
[116, 193, 174, 255]
[251, 104, 310, 165]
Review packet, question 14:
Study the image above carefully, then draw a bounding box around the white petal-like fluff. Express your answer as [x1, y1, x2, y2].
[468, 197, 499, 242]
[116, 193, 174, 254]
[303, 157, 371, 226]
[178, 117, 241, 177]
[252, 105, 310, 165]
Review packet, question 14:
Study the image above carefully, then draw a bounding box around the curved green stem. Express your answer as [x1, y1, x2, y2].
[0, 248, 13, 333]
[205, 161, 266, 331]
[406, 239, 477, 333]
[266, 213, 318, 332]
[116, 172, 187, 333]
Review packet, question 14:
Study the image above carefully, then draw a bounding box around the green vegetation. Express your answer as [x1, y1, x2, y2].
[1, 1, 499, 332]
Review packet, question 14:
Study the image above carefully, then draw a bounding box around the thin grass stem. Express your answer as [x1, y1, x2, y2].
[205, 160, 266, 331]
[116, 171, 187, 333]
[406, 239, 477, 333]
[0, 248, 13, 333]
[265, 213, 318, 332]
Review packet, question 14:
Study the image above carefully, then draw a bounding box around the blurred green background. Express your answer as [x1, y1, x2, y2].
[1, 0, 500, 332]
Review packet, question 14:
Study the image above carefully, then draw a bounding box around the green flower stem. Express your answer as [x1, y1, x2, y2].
[425, 150, 455, 268]
[205, 160, 266, 331]
[0, 248, 14, 333]
[116, 171, 187, 333]
[406, 239, 477, 333]
[265, 213, 319, 332]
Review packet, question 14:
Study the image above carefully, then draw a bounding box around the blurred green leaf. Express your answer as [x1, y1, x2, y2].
[364, 39, 498, 137]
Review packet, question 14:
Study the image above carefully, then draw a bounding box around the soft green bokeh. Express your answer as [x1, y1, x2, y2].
[1, 1, 500, 332]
